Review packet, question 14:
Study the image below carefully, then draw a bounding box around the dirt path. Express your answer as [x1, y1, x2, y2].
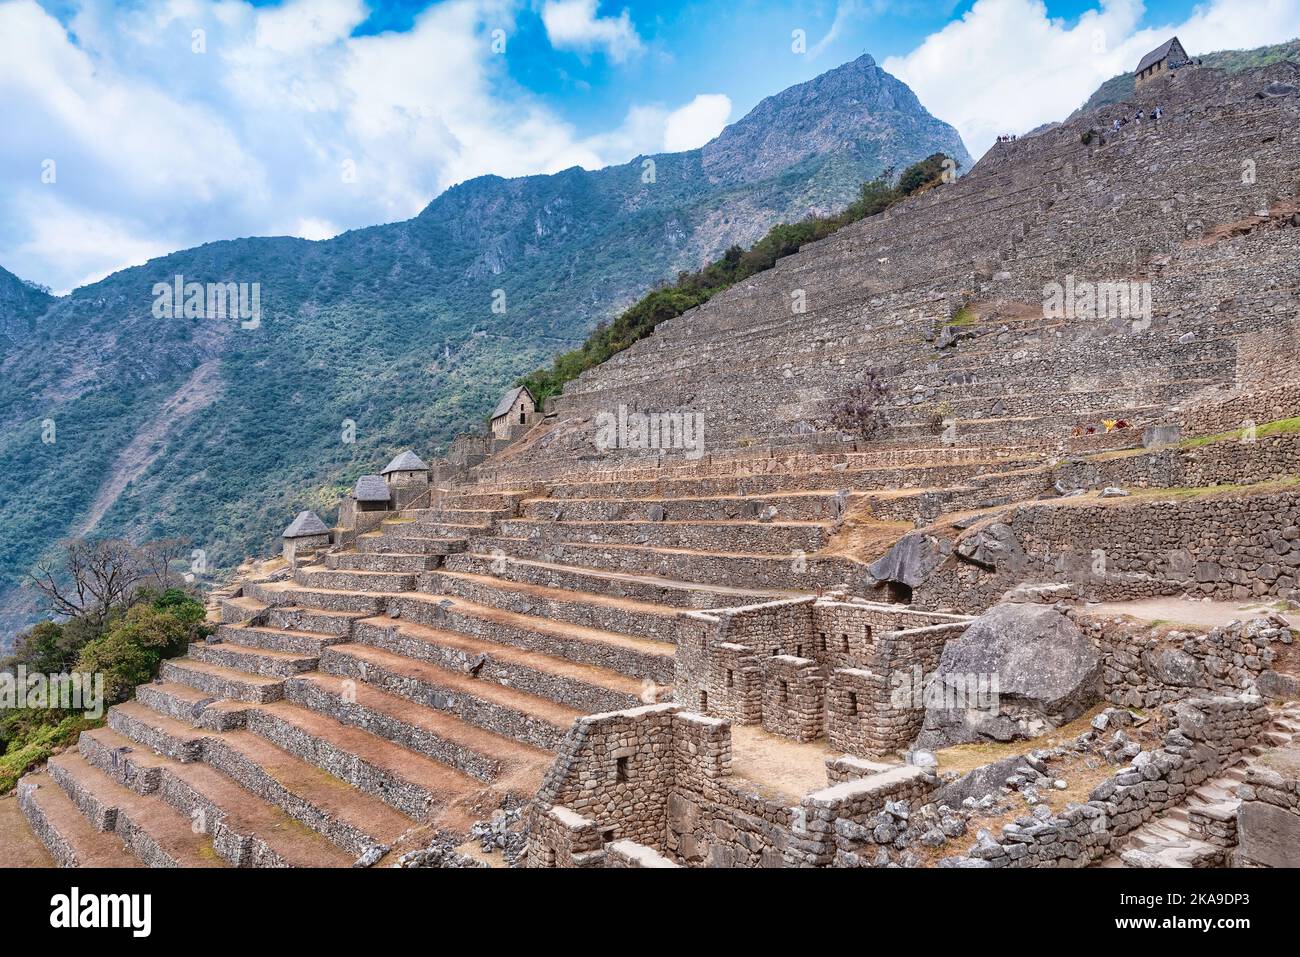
[0, 792, 53, 867]
[1086, 596, 1297, 630]
[70, 359, 223, 537]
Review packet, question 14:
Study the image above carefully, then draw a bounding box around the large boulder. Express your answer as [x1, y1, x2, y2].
[954, 522, 1024, 572]
[915, 603, 1101, 749]
[867, 533, 949, 589]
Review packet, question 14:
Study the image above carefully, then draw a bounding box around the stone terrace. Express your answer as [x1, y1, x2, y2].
[17, 62, 1300, 869]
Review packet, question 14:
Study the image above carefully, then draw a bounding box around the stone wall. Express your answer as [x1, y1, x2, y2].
[677, 597, 970, 755]
[528, 703, 798, 868]
[1177, 380, 1300, 438]
[1090, 614, 1297, 710]
[916, 488, 1300, 613]
[1234, 746, 1300, 867]
[956, 695, 1271, 867]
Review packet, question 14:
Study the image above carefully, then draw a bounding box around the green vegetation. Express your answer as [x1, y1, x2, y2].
[1073, 38, 1300, 116]
[1178, 416, 1300, 449]
[0, 62, 972, 641]
[946, 305, 978, 328]
[1, 540, 211, 792]
[520, 154, 958, 406]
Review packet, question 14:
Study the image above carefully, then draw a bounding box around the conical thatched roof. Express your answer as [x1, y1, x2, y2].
[380, 450, 429, 474]
[283, 510, 329, 538]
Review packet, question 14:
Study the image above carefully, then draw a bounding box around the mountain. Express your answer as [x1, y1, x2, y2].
[1074, 37, 1300, 116]
[0, 54, 969, 643]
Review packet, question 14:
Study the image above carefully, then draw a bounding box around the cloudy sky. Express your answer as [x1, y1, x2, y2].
[3, 0, 1300, 293]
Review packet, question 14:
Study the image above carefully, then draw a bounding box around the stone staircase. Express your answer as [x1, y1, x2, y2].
[17, 486, 832, 868]
[1100, 706, 1300, 868]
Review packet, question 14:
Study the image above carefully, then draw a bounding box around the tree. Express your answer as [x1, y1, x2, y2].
[27, 538, 146, 629]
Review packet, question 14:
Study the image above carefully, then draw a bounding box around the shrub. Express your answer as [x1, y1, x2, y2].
[826, 370, 892, 439]
[74, 603, 199, 704]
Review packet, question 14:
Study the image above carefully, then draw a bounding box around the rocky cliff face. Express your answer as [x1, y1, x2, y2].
[0, 54, 968, 643]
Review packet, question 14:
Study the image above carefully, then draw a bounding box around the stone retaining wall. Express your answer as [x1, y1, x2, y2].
[955, 695, 1270, 867]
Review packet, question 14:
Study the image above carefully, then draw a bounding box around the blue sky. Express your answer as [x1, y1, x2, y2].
[3, 0, 1300, 292]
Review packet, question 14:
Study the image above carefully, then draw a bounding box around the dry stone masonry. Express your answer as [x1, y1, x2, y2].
[17, 55, 1300, 870]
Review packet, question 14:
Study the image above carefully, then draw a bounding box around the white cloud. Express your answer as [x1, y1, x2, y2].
[541, 0, 642, 62]
[663, 94, 732, 152]
[884, 0, 1300, 160]
[0, 0, 681, 291]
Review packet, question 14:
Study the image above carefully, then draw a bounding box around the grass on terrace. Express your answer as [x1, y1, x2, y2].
[1177, 415, 1300, 449]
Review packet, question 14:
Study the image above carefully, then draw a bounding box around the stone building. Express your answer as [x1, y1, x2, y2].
[281, 509, 330, 563]
[1135, 36, 1191, 86]
[490, 385, 536, 440]
[353, 474, 390, 512]
[380, 449, 429, 487]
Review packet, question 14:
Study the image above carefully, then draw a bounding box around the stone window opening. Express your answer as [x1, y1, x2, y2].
[795, 643, 803, 657]
[700, 690, 709, 710]
[616, 756, 629, 783]
[841, 634, 850, 653]
[863, 625, 873, 641]
[770, 647, 779, 657]
[725, 669, 734, 688]
[819, 632, 827, 651]
[778, 680, 789, 703]
[848, 691, 859, 716]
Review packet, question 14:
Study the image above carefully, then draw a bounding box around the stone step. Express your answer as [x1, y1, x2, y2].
[358, 534, 468, 556]
[220, 595, 268, 624]
[403, 506, 516, 524]
[351, 616, 644, 714]
[294, 567, 417, 593]
[326, 551, 440, 574]
[521, 491, 850, 523]
[422, 569, 681, 643]
[476, 536, 851, 591]
[319, 642, 579, 751]
[250, 581, 389, 615]
[78, 727, 354, 868]
[402, 520, 494, 536]
[17, 775, 143, 868]
[135, 680, 252, 732]
[388, 593, 676, 686]
[242, 700, 484, 823]
[47, 752, 227, 867]
[163, 657, 286, 703]
[219, 623, 343, 657]
[190, 641, 318, 678]
[265, 606, 365, 637]
[439, 491, 527, 511]
[108, 698, 420, 858]
[442, 552, 798, 609]
[496, 517, 830, 553]
[285, 672, 552, 786]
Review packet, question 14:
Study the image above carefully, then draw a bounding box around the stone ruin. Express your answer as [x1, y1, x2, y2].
[16, 59, 1300, 870]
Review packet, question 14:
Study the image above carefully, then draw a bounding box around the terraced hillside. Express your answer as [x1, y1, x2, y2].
[15, 59, 1300, 869]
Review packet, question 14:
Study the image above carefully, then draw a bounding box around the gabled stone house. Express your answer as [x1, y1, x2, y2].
[1135, 36, 1191, 87]
[490, 385, 536, 440]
